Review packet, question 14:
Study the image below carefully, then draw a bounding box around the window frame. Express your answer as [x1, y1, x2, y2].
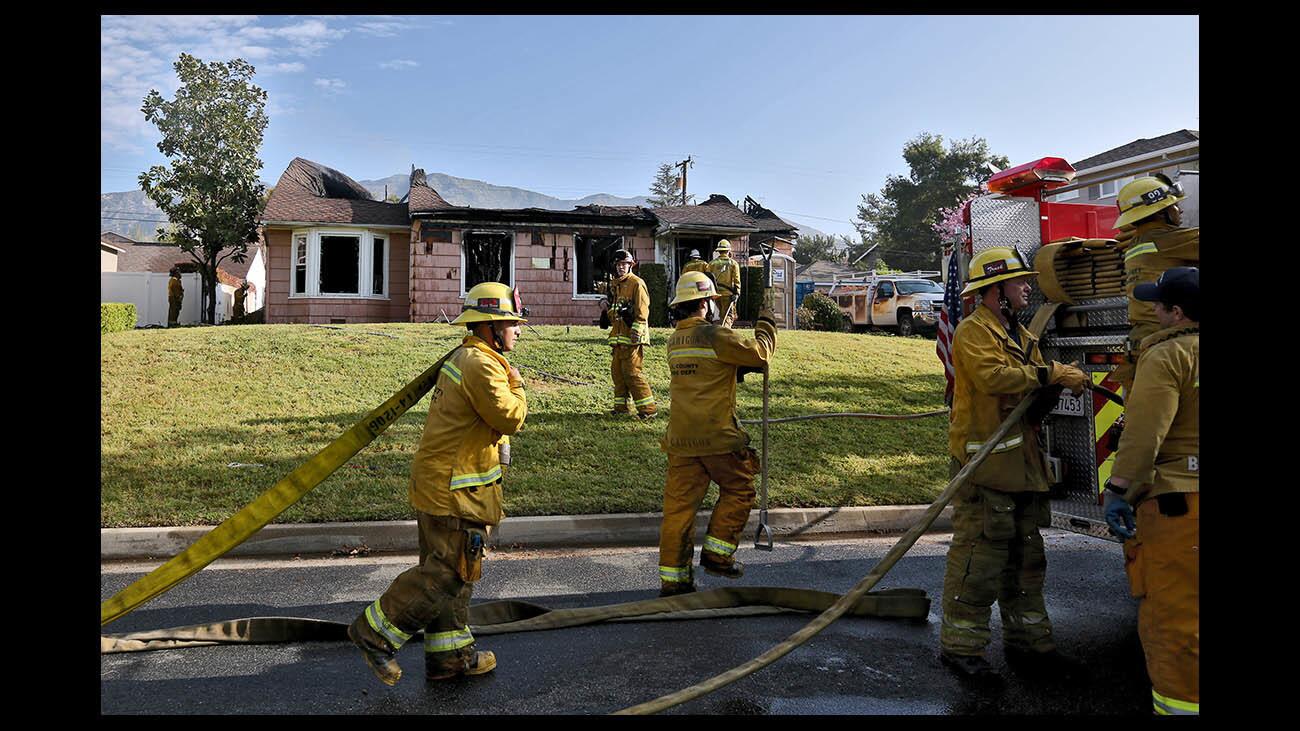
[459, 229, 516, 298]
[572, 233, 625, 301]
[288, 227, 391, 300]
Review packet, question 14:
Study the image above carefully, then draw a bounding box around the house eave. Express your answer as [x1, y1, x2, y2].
[261, 220, 411, 230]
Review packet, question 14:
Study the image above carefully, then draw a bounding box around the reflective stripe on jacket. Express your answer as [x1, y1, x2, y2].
[662, 315, 776, 456]
[409, 335, 527, 526]
[608, 272, 651, 346]
[1120, 222, 1199, 335]
[1112, 325, 1199, 506]
[947, 303, 1050, 493]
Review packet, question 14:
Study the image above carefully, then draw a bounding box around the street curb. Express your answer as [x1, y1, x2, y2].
[100, 505, 954, 561]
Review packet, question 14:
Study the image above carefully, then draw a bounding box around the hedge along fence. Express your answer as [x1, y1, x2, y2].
[639, 262, 668, 327]
[101, 303, 138, 334]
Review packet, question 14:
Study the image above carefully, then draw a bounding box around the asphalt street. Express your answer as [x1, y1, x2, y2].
[100, 530, 1152, 715]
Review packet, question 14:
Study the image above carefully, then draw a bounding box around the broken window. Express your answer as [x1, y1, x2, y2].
[372, 236, 386, 295]
[289, 229, 389, 298]
[574, 234, 623, 296]
[294, 235, 308, 294]
[463, 231, 513, 292]
[319, 235, 361, 294]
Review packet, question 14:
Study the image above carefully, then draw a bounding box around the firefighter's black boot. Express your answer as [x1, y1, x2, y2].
[348, 616, 402, 686]
[426, 645, 497, 681]
[1005, 646, 1088, 681]
[659, 581, 697, 598]
[940, 651, 999, 682]
[700, 552, 744, 579]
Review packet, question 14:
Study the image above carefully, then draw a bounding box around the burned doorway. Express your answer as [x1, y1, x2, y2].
[673, 236, 714, 279]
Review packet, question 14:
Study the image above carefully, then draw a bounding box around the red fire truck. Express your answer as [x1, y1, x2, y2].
[950, 154, 1199, 540]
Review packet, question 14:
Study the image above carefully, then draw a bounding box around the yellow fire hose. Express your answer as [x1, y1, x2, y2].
[100, 337, 1039, 715]
[613, 390, 1038, 714]
[100, 346, 461, 627]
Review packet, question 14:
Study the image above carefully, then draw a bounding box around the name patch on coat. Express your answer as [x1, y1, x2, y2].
[1188, 456, 1198, 472]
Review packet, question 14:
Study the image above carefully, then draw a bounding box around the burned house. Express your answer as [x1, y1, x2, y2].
[260, 158, 799, 326]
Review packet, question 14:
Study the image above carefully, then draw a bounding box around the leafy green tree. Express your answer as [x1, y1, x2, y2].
[855, 132, 1008, 271]
[792, 233, 841, 266]
[647, 162, 693, 207]
[139, 54, 268, 324]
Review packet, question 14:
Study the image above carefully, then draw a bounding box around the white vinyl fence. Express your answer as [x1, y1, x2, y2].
[101, 272, 234, 327]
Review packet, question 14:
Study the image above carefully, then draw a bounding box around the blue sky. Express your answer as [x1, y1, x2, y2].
[101, 14, 1199, 238]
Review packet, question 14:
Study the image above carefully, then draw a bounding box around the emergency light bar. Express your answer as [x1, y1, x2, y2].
[986, 157, 1076, 195]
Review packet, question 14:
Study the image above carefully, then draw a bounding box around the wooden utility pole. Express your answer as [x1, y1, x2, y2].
[676, 156, 694, 206]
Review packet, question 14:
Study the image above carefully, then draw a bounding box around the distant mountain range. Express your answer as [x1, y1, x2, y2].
[101, 171, 823, 240]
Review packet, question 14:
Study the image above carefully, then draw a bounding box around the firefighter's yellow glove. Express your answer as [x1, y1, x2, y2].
[1049, 361, 1088, 395]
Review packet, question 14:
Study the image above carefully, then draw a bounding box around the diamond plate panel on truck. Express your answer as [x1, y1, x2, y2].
[970, 196, 1041, 261]
[1039, 359, 1123, 542]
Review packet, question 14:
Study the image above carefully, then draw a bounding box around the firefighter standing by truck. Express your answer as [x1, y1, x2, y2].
[1112, 175, 1199, 393]
[600, 249, 657, 419]
[348, 282, 528, 686]
[709, 240, 742, 328]
[939, 246, 1090, 680]
[1102, 266, 1199, 716]
[656, 271, 776, 597]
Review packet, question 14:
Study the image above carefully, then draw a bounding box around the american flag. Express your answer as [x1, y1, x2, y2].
[936, 248, 964, 405]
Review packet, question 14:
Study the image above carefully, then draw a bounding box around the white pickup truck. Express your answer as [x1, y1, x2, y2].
[827, 275, 945, 336]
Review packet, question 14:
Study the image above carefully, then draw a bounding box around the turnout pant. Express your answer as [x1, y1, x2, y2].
[717, 296, 736, 328]
[610, 344, 656, 415]
[658, 449, 759, 586]
[940, 461, 1055, 656]
[351, 512, 484, 666]
[168, 301, 181, 327]
[1126, 493, 1199, 715]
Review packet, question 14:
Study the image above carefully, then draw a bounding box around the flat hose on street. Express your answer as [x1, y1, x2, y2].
[613, 390, 1038, 715]
[100, 586, 931, 653]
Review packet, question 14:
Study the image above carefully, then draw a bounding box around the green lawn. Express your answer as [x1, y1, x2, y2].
[100, 323, 950, 527]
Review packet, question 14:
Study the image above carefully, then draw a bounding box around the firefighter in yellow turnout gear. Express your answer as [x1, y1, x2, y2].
[939, 247, 1090, 680]
[167, 267, 183, 327]
[1112, 174, 1199, 393]
[348, 282, 528, 685]
[709, 240, 742, 328]
[600, 248, 657, 418]
[682, 249, 710, 275]
[657, 271, 777, 597]
[1103, 267, 1199, 716]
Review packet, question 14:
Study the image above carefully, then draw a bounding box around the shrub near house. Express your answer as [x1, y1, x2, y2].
[101, 303, 138, 334]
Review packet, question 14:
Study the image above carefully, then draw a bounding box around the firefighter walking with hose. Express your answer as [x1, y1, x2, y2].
[347, 281, 529, 685]
[1102, 266, 1199, 716]
[939, 246, 1090, 681]
[656, 271, 776, 597]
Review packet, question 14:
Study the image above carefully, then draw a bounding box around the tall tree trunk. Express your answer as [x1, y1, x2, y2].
[203, 264, 218, 325]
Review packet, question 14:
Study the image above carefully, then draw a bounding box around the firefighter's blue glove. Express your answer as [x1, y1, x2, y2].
[1103, 490, 1136, 540]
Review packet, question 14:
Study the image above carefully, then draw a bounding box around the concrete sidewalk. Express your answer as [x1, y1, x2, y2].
[100, 505, 954, 561]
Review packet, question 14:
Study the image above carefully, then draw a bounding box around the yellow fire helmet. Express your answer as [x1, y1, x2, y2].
[452, 281, 528, 324]
[959, 246, 1037, 297]
[714, 239, 732, 253]
[670, 270, 721, 306]
[1114, 174, 1184, 229]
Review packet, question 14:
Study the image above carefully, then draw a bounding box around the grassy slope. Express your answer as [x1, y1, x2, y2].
[101, 323, 948, 527]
